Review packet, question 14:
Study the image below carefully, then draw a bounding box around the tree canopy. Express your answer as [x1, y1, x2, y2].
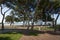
[0, 0, 60, 31]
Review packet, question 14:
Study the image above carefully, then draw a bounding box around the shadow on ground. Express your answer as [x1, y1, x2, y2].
[0, 37, 12, 40]
[0, 29, 60, 36]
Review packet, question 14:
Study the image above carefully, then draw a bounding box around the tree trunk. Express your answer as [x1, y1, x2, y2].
[52, 14, 54, 28]
[31, 19, 34, 30]
[31, 22, 34, 30]
[23, 13, 25, 27]
[54, 14, 59, 32]
[2, 14, 5, 30]
[27, 11, 30, 30]
[54, 20, 56, 32]
[44, 15, 47, 26]
[52, 20, 54, 28]
[23, 19, 25, 27]
[23, 16, 26, 27]
[1, 5, 5, 30]
[10, 22, 12, 26]
[27, 20, 30, 30]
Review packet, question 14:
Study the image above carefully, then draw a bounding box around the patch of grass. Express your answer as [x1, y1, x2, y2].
[0, 32, 22, 40]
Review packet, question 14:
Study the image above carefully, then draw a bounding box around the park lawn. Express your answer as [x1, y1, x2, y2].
[0, 32, 22, 40]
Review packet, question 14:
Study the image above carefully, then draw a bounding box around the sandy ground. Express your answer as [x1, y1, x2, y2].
[20, 33, 60, 40]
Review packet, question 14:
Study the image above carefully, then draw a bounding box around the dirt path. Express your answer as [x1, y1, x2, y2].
[20, 33, 60, 40]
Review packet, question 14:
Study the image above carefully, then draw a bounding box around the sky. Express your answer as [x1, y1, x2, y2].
[0, 7, 60, 24]
[54, 14, 60, 24]
[0, 7, 12, 23]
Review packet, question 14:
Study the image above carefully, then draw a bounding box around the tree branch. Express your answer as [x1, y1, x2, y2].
[1, 5, 3, 15]
[4, 8, 11, 13]
[55, 14, 59, 21]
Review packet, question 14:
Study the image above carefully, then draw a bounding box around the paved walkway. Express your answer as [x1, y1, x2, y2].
[20, 33, 60, 40]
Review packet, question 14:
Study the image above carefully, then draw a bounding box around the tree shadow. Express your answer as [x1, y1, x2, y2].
[0, 37, 12, 40]
[46, 31, 60, 35]
[0, 29, 60, 36]
[0, 29, 45, 36]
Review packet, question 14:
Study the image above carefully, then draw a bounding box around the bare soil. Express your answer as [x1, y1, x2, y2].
[20, 33, 60, 40]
